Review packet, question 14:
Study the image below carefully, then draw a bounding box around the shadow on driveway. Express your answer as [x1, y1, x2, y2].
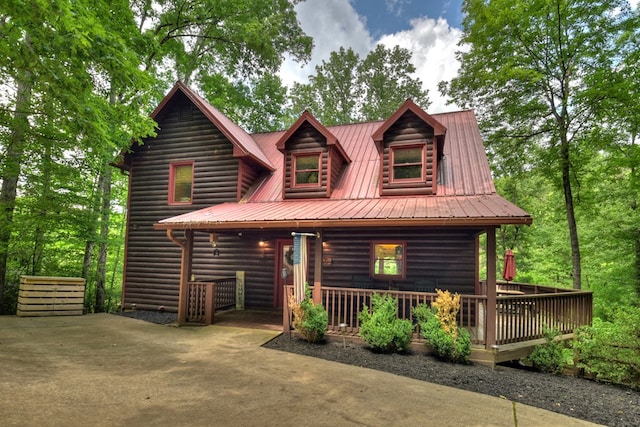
[0, 314, 598, 426]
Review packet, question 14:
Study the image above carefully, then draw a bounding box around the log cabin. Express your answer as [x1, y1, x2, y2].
[116, 82, 592, 364]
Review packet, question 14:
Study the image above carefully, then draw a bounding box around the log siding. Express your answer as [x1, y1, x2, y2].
[123, 94, 243, 311]
[380, 111, 437, 196]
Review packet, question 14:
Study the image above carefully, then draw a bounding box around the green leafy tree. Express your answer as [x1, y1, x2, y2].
[290, 45, 430, 126]
[441, 0, 635, 290]
[0, 0, 156, 313]
[358, 44, 430, 121]
[290, 47, 361, 125]
[133, 0, 312, 87]
[201, 73, 290, 132]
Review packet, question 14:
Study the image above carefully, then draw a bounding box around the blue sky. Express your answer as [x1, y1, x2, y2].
[279, 0, 467, 113]
[352, 0, 464, 36]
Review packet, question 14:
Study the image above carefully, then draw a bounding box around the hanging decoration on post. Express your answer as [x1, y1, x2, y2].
[292, 233, 307, 304]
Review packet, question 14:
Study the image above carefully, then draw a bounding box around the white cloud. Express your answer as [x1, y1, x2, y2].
[279, 0, 373, 87]
[279, 0, 464, 114]
[378, 17, 464, 113]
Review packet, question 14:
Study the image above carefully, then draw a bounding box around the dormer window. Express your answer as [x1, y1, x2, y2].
[276, 111, 350, 199]
[391, 144, 425, 182]
[293, 152, 321, 187]
[372, 100, 446, 197]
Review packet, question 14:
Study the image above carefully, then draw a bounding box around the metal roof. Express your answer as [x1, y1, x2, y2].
[151, 82, 275, 171]
[155, 195, 531, 230]
[155, 103, 532, 230]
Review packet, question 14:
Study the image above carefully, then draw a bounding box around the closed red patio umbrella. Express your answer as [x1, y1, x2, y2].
[502, 249, 516, 282]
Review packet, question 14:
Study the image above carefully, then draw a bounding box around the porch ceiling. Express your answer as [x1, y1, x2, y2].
[153, 195, 532, 231]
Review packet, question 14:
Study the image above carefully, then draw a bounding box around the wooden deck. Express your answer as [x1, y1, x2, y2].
[284, 282, 592, 365]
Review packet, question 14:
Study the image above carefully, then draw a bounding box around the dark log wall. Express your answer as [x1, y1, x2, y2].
[123, 93, 243, 311]
[329, 148, 346, 191]
[321, 228, 479, 294]
[283, 123, 329, 199]
[190, 230, 317, 309]
[191, 228, 480, 312]
[238, 159, 262, 199]
[381, 111, 436, 196]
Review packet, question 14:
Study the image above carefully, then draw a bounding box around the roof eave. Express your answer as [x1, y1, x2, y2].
[154, 216, 533, 231]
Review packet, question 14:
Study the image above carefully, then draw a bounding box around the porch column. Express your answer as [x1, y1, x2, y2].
[312, 230, 323, 304]
[175, 229, 193, 325]
[485, 226, 497, 348]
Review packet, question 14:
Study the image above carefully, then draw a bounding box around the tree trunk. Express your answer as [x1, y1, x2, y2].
[95, 165, 112, 313]
[560, 138, 582, 289]
[31, 143, 53, 276]
[0, 76, 32, 314]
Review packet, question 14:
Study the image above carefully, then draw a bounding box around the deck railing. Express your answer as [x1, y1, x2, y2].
[284, 283, 593, 349]
[495, 291, 593, 345]
[186, 278, 236, 324]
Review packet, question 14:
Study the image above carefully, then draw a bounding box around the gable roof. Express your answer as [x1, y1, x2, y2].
[276, 110, 351, 163]
[371, 98, 447, 153]
[155, 100, 532, 231]
[151, 81, 275, 172]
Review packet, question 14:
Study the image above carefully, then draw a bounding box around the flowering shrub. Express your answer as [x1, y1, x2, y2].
[414, 289, 471, 363]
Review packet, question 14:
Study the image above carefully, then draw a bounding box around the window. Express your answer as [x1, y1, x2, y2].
[293, 153, 321, 187]
[371, 241, 406, 279]
[391, 145, 425, 182]
[169, 161, 193, 204]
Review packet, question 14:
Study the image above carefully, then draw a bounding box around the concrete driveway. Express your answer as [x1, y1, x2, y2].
[0, 314, 599, 426]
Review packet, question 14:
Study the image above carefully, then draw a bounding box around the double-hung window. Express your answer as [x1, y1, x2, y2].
[293, 153, 321, 187]
[169, 161, 194, 204]
[391, 145, 425, 182]
[371, 241, 406, 279]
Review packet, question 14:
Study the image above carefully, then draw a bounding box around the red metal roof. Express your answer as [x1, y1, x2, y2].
[155, 103, 532, 230]
[155, 196, 530, 230]
[152, 82, 275, 171]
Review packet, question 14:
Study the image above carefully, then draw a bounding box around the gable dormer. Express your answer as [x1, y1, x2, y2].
[372, 99, 446, 196]
[276, 111, 350, 199]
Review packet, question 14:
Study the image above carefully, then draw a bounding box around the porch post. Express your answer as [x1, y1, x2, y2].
[177, 229, 193, 324]
[312, 230, 323, 304]
[486, 226, 497, 348]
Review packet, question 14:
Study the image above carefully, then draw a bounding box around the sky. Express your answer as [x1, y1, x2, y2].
[278, 0, 466, 113]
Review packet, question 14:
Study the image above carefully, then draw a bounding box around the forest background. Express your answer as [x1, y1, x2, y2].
[1, 0, 638, 334]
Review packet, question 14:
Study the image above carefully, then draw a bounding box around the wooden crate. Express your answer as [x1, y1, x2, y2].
[17, 276, 86, 317]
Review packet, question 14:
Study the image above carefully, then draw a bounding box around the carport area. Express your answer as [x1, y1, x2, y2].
[0, 314, 596, 426]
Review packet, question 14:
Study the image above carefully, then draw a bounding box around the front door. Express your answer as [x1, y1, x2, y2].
[274, 239, 294, 308]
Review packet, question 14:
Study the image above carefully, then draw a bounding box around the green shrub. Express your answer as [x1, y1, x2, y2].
[524, 327, 566, 374]
[359, 293, 413, 352]
[414, 303, 471, 363]
[289, 287, 328, 343]
[572, 306, 640, 389]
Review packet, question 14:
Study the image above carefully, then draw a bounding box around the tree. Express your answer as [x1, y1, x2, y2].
[290, 45, 430, 126]
[0, 0, 157, 313]
[358, 44, 430, 121]
[133, 0, 312, 88]
[200, 73, 290, 132]
[441, 0, 635, 289]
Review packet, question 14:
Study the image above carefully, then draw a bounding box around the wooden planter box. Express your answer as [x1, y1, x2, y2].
[17, 276, 86, 317]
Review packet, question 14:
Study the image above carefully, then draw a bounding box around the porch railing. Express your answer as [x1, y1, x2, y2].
[284, 283, 593, 349]
[186, 278, 236, 324]
[495, 291, 592, 345]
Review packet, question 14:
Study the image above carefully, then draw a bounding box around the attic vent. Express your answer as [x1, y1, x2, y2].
[179, 104, 193, 122]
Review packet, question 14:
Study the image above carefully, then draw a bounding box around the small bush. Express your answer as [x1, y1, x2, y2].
[524, 327, 566, 374]
[359, 293, 413, 352]
[289, 287, 328, 343]
[572, 306, 640, 389]
[414, 289, 471, 363]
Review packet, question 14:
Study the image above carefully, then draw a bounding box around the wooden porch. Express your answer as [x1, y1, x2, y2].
[284, 281, 593, 365]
